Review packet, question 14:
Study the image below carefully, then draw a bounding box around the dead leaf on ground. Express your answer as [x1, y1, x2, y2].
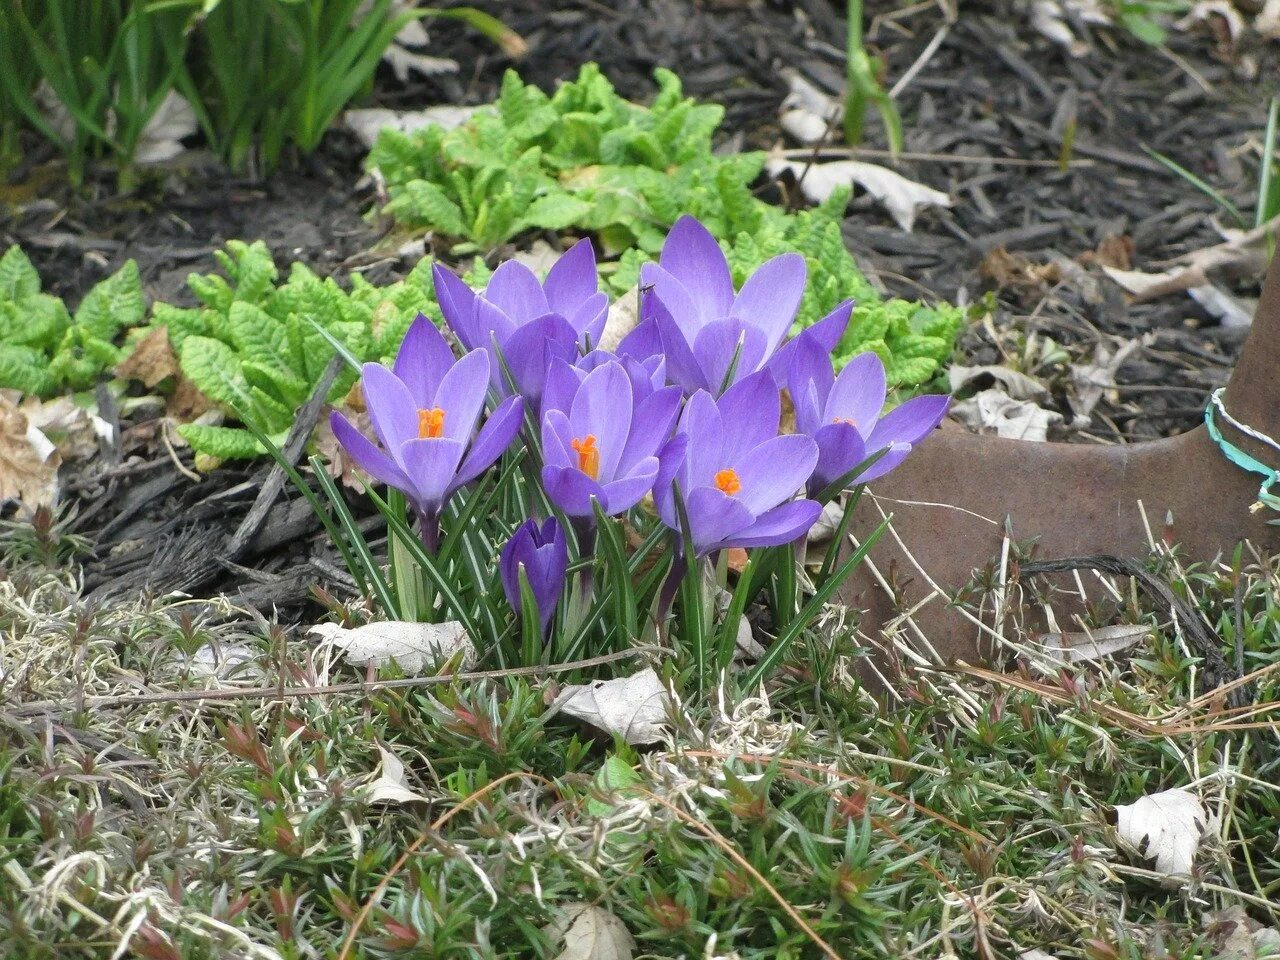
[552, 669, 673, 745]
[135, 91, 198, 165]
[166, 373, 213, 422]
[778, 69, 841, 144]
[543, 903, 636, 960]
[949, 364, 1049, 402]
[980, 246, 1062, 291]
[1259, 0, 1280, 37]
[766, 154, 953, 232]
[117, 326, 180, 388]
[310, 620, 475, 675]
[360, 744, 430, 805]
[1069, 335, 1148, 419]
[1028, 0, 1112, 56]
[315, 407, 373, 489]
[1205, 906, 1280, 960]
[20, 395, 111, 460]
[1079, 234, 1135, 271]
[1114, 787, 1208, 880]
[345, 105, 477, 149]
[951, 388, 1064, 441]
[0, 392, 60, 508]
[1032, 623, 1150, 668]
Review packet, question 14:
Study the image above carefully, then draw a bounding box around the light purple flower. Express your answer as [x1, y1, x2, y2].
[639, 216, 807, 395]
[433, 238, 607, 403]
[540, 360, 681, 519]
[654, 370, 821, 557]
[787, 336, 950, 494]
[500, 517, 568, 634]
[329, 315, 523, 540]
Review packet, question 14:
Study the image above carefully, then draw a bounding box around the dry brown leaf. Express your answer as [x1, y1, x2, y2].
[0, 393, 60, 508]
[167, 374, 212, 422]
[21, 395, 107, 460]
[1084, 234, 1135, 271]
[315, 407, 372, 489]
[980, 246, 1062, 291]
[117, 326, 180, 388]
[543, 904, 636, 960]
[553, 669, 673, 745]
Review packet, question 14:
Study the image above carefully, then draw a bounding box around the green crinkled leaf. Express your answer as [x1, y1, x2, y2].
[384, 180, 467, 235]
[0, 344, 55, 396]
[886, 355, 941, 388]
[0, 245, 41, 302]
[1, 294, 70, 350]
[177, 423, 273, 460]
[242, 359, 310, 408]
[220, 240, 278, 303]
[151, 303, 210, 350]
[73, 260, 144, 340]
[519, 192, 593, 232]
[225, 301, 288, 371]
[179, 335, 251, 412]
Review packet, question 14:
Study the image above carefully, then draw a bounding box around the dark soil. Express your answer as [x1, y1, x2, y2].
[2, 0, 1275, 609]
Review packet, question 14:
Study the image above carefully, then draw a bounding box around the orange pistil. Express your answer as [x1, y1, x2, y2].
[571, 435, 600, 480]
[714, 468, 742, 496]
[833, 416, 858, 427]
[417, 407, 446, 439]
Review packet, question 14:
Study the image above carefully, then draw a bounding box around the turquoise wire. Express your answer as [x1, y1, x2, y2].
[1204, 402, 1280, 523]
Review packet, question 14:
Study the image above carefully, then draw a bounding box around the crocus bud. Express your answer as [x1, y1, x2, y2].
[499, 517, 569, 634]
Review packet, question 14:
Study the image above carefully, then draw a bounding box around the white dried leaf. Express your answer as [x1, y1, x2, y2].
[553, 669, 671, 745]
[310, 620, 475, 675]
[766, 156, 953, 232]
[1175, 1, 1246, 44]
[344, 105, 477, 149]
[1028, 0, 1111, 56]
[361, 745, 429, 805]
[1020, 951, 1061, 960]
[0, 392, 61, 509]
[543, 903, 636, 960]
[949, 364, 1049, 401]
[135, 91, 197, 164]
[1069, 336, 1147, 418]
[21, 395, 110, 460]
[1035, 624, 1150, 666]
[382, 44, 458, 83]
[512, 239, 564, 276]
[186, 641, 256, 679]
[779, 69, 840, 144]
[1259, 0, 1280, 38]
[1188, 285, 1255, 328]
[950, 388, 1063, 441]
[1114, 788, 1208, 878]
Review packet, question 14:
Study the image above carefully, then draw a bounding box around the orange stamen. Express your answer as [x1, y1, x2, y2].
[714, 468, 742, 496]
[417, 407, 446, 439]
[571, 435, 600, 480]
[833, 416, 858, 427]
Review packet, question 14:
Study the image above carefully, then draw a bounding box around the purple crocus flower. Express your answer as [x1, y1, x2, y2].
[787, 336, 950, 495]
[540, 360, 682, 519]
[654, 370, 822, 557]
[639, 216, 807, 395]
[329, 315, 524, 547]
[433, 238, 607, 403]
[500, 517, 568, 634]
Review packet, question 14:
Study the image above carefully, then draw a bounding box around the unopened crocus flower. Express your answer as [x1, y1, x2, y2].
[329, 315, 523, 548]
[541, 360, 681, 519]
[500, 517, 568, 634]
[786, 336, 950, 495]
[639, 215, 807, 395]
[654, 370, 821, 557]
[433, 238, 607, 403]
[540, 350, 666, 418]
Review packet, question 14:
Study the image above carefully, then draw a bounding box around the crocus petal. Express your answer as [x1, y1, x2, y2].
[676, 389, 724, 488]
[765, 299, 853, 381]
[570, 292, 609, 349]
[642, 261, 705, 342]
[685, 486, 756, 556]
[484, 259, 549, 323]
[453, 395, 523, 490]
[393, 314, 456, 407]
[810, 421, 868, 492]
[541, 357, 585, 421]
[785, 333, 835, 437]
[716, 369, 780, 462]
[730, 252, 806, 354]
[432, 348, 490, 444]
[728, 498, 823, 550]
[658, 215, 733, 323]
[652, 299, 708, 395]
[499, 314, 577, 403]
[541, 464, 608, 517]
[398, 436, 466, 512]
[692, 317, 768, 395]
[865, 394, 951, 448]
[653, 432, 689, 528]
[599, 458, 659, 514]
[540, 408, 576, 470]
[617, 385, 681, 475]
[616, 315, 664, 364]
[433, 264, 479, 349]
[569, 361, 632, 484]
[852, 442, 912, 484]
[329, 411, 413, 491]
[543, 237, 597, 317]
[361, 363, 419, 455]
[729, 434, 818, 515]
[824, 352, 886, 437]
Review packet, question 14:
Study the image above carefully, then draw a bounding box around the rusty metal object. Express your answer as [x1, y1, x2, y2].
[840, 256, 1280, 672]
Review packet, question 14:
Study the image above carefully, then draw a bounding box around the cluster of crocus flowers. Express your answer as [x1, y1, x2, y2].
[331, 215, 950, 632]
